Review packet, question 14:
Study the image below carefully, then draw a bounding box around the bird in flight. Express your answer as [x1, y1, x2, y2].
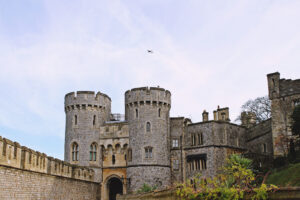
[147, 50, 153, 53]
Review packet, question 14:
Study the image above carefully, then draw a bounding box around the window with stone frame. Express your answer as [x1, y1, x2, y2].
[127, 148, 132, 161]
[191, 134, 196, 146]
[93, 115, 96, 126]
[146, 122, 151, 132]
[198, 133, 203, 145]
[187, 154, 207, 171]
[112, 154, 116, 165]
[74, 115, 78, 125]
[72, 142, 79, 161]
[145, 147, 153, 159]
[262, 143, 267, 153]
[173, 159, 179, 170]
[89, 143, 97, 161]
[158, 108, 161, 117]
[135, 109, 139, 118]
[172, 139, 179, 148]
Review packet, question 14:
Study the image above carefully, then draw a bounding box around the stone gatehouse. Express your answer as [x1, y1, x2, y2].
[0, 72, 299, 200]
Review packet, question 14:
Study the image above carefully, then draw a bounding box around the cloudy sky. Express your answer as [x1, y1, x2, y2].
[0, 0, 300, 159]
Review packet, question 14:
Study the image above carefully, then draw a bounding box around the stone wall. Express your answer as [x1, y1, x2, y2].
[0, 165, 100, 200]
[267, 72, 300, 156]
[125, 87, 171, 192]
[0, 136, 100, 200]
[246, 119, 273, 156]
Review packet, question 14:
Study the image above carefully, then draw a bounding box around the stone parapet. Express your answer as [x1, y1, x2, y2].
[0, 135, 96, 182]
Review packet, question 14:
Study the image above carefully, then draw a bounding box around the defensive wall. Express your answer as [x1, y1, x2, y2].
[0, 136, 100, 200]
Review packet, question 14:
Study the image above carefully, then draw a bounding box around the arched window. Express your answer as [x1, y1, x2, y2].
[146, 122, 151, 132]
[135, 109, 138, 118]
[90, 143, 97, 161]
[74, 115, 78, 125]
[93, 115, 96, 125]
[72, 142, 79, 161]
[112, 155, 116, 165]
[158, 108, 161, 117]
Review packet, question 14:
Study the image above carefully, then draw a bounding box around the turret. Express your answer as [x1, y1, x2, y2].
[125, 87, 171, 192]
[202, 110, 209, 122]
[213, 106, 230, 122]
[64, 91, 111, 182]
[267, 72, 280, 100]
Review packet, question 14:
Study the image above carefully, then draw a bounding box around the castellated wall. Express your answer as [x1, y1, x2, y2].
[125, 87, 171, 192]
[0, 136, 100, 200]
[267, 72, 300, 156]
[64, 91, 112, 182]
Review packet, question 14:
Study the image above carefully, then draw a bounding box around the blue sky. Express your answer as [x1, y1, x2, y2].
[0, 0, 300, 159]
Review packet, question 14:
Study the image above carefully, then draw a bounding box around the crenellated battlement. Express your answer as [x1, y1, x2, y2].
[0, 136, 95, 182]
[125, 86, 171, 108]
[65, 91, 111, 113]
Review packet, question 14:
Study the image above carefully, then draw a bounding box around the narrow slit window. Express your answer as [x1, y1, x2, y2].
[146, 122, 151, 132]
[158, 108, 161, 117]
[136, 109, 138, 118]
[93, 115, 96, 126]
[74, 115, 78, 125]
[72, 142, 79, 161]
[112, 155, 116, 165]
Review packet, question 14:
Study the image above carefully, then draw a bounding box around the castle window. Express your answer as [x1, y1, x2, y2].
[191, 134, 196, 146]
[125, 154, 127, 161]
[93, 115, 96, 126]
[172, 139, 179, 148]
[74, 115, 78, 125]
[187, 154, 207, 171]
[112, 155, 116, 165]
[198, 133, 203, 145]
[13, 145, 17, 159]
[146, 122, 151, 132]
[262, 143, 267, 153]
[128, 148, 132, 162]
[158, 108, 161, 117]
[136, 109, 138, 118]
[145, 147, 153, 159]
[106, 127, 109, 132]
[90, 143, 97, 161]
[173, 159, 179, 170]
[72, 142, 79, 161]
[236, 138, 239, 147]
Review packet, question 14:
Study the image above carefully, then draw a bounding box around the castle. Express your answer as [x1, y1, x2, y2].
[0, 72, 299, 200]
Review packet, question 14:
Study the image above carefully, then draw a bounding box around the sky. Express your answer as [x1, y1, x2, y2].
[0, 0, 300, 159]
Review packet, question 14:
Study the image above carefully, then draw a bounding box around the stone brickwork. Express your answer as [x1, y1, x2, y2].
[125, 87, 171, 192]
[64, 91, 112, 182]
[0, 136, 99, 200]
[183, 121, 246, 180]
[0, 165, 99, 200]
[267, 72, 300, 156]
[246, 119, 273, 156]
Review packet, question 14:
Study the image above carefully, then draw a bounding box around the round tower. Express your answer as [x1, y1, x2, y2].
[64, 91, 111, 182]
[125, 87, 171, 192]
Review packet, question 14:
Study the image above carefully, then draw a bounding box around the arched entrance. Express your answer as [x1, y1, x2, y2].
[108, 177, 123, 200]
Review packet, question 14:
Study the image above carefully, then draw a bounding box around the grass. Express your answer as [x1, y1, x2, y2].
[266, 162, 300, 187]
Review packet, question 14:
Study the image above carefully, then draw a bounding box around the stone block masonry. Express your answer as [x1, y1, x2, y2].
[0, 136, 100, 200]
[0, 165, 99, 200]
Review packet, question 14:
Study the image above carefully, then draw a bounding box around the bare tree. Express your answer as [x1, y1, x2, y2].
[236, 96, 271, 123]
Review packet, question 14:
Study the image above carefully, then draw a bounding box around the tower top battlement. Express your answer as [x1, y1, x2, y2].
[65, 91, 111, 108]
[125, 86, 171, 106]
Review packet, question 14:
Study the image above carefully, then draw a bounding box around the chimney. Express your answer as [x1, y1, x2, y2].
[202, 110, 209, 122]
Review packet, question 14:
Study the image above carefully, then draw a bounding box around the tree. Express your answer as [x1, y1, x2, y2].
[176, 154, 277, 200]
[237, 96, 271, 124]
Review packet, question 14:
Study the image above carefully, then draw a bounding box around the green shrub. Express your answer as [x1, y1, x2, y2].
[137, 183, 157, 194]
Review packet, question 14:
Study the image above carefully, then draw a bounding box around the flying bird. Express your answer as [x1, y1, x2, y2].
[147, 50, 153, 53]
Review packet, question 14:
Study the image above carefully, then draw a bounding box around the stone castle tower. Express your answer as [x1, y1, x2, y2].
[125, 87, 171, 191]
[64, 91, 111, 181]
